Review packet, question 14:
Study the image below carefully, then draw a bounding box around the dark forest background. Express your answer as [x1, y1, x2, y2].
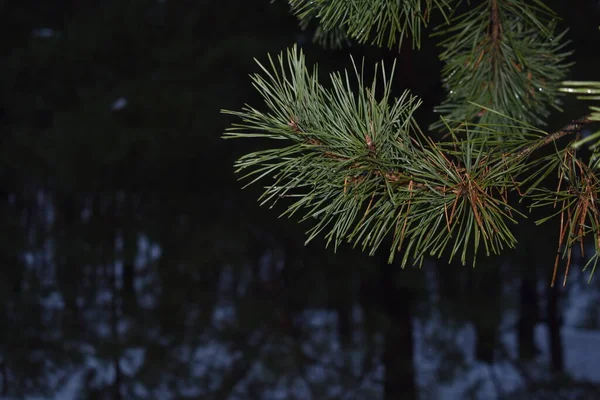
[1, 1, 600, 399]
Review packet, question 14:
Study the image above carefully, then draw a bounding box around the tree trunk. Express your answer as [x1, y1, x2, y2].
[381, 263, 417, 400]
[56, 194, 82, 335]
[110, 261, 123, 400]
[279, 237, 304, 341]
[516, 227, 541, 361]
[467, 265, 502, 364]
[546, 283, 564, 374]
[473, 319, 498, 364]
[121, 199, 138, 314]
[517, 275, 539, 360]
[0, 361, 7, 396]
[325, 257, 353, 348]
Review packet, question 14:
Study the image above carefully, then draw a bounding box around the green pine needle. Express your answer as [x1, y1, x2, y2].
[431, 0, 572, 138]
[287, 0, 456, 50]
[223, 45, 530, 267]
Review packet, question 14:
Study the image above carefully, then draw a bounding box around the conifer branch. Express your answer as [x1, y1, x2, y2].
[490, 0, 501, 48]
[224, 2, 597, 281]
[286, 0, 456, 49]
[560, 81, 600, 168]
[432, 0, 572, 137]
[223, 46, 531, 267]
[514, 115, 594, 160]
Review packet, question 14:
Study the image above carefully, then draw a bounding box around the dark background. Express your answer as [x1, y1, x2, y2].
[1, 1, 600, 399]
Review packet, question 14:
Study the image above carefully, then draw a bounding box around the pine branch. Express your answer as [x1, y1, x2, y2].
[286, 0, 456, 50]
[223, 46, 533, 268]
[222, 42, 599, 278]
[490, 0, 501, 63]
[560, 81, 600, 168]
[524, 80, 600, 284]
[514, 115, 594, 160]
[431, 0, 572, 138]
[223, 2, 600, 283]
[528, 145, 600, 286]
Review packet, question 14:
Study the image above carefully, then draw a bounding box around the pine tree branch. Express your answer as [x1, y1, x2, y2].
[287, 0, 456, 50]
[432, 0, 572, 136]
[490, 0, 501, 46]
[514, 115, 594, 160]
[297, 112, 594, 196]
[223, 44, 589, 270]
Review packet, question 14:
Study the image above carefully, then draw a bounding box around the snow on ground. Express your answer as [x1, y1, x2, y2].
[7, 322, 600, 400]
[8, 251, 600, 399]
[560, 327, 600, 382]
[433, 324, 600, 399]
[14, 315, 598, 400]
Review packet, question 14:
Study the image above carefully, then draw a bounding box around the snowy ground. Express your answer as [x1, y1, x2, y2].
[431, 324, 600, 399]
[8, 247, 600, 400]
[14, 319, 600, 400]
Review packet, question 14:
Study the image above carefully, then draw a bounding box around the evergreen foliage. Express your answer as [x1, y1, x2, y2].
[224, 0, 599, 285]
[431, 0, 572, 135]
[287, 0, 455, 49]
[2, 1, 600, 398]
[561, 80, 600, 165]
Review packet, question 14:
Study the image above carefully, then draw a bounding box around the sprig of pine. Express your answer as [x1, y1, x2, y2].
[223, 1, 598, 283]
[222, 46, 553, 267]
[286, 0, 456, 49]
[560, 81, 600, 167]
[432, 0, 572, 138]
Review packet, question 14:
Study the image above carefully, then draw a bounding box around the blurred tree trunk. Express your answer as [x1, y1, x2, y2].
[437, 258, 503, 364]
[156, 242, 187, 336]
[0, 361, 7, 396]
[381, 263, 417, 400]
[546, 283, 564, 373]
[472, 317, 498, 363]
[121, 198, 138, 314]
[56, 193, 82, 335]
[110, 261, 123, 400]
[333, 296, 353, 349]
[516, 225, 541, 360]
[326, 258, 353, 348]
[468, 265, 502, 364]
[279, 237, 305, 340]
[517, 272, 539, 360]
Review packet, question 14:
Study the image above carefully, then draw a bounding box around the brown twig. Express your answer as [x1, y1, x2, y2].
[514, 115, 594, 161]
[289, 114, 595, 207]
[490, 0, 501, 48]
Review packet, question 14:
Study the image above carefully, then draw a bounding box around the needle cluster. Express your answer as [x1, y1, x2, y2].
[286, 0, 455, 49]
[223, 0, 600, 283]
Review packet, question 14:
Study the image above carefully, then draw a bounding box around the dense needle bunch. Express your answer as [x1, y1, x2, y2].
[223, 47, 543, 267]
[224, 0, 600, 282]
[432, 0, 572, 137]
[287, 0, 455, 49]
